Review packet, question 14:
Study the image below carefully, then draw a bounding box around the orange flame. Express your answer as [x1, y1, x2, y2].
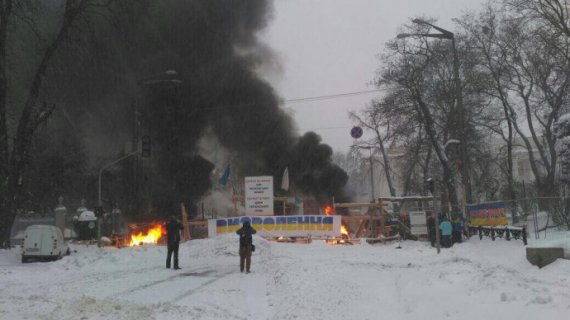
[128, 224, 166, 246]
[341, 224, 349, 238]
[324, 205, 350, 239]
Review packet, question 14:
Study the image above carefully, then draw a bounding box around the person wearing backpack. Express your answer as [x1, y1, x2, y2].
[166, 216, 184, 270]
[236, 221, 257, 273]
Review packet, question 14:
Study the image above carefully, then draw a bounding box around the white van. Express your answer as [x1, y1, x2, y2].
[22, 225, 69, 263]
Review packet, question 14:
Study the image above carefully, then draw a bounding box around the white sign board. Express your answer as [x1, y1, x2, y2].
[409, 211, 428, 236]
[208, 215, 342, 238]
[245, 176, 274, 215]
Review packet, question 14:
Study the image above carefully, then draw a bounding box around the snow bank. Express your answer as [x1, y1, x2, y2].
[527, 230, 570, 258]
[1, 235, 569, 320]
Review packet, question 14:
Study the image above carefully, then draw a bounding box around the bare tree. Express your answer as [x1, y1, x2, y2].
[508, 0, 570, 36]
[351, 87, 431, 197]
[377, 25, 463, 213]
[0, 0, 12, 195]
[459, 8, 519, 206]
[0, 0, 119, 244]
[461, 3, 570, 201]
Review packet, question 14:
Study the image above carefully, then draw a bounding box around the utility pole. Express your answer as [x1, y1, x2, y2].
[132, 100, 140, 216]
[358, 146, 375, 202]
[368, 148, 375, 202]
[451, 35, 472, 210]
[398, 19, 472, 213]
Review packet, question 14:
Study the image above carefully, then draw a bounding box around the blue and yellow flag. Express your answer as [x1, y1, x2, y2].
[218, 164, 230, 187]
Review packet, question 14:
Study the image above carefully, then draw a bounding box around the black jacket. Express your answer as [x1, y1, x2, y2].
[236, 225, 257, 247]
[166, 220, 184, 245]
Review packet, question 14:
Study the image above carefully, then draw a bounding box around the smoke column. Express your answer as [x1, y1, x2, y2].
[48, 0, 349, 213]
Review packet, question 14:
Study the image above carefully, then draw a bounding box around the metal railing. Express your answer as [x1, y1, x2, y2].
[500, 197, 570, 239]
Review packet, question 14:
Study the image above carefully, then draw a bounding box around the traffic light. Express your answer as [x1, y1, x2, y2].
[141, 135, 151, 157]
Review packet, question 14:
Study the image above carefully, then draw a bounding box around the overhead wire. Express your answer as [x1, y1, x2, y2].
[185, 87, 389, 112]
[284, 88, 386, 104]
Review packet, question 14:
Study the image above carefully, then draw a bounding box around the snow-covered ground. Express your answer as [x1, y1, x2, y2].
[1, 235, 569, 320]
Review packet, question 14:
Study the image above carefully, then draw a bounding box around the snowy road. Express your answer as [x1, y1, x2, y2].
[1, 236, 569, 320]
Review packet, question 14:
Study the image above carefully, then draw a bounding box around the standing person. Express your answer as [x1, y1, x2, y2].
[427, 212, 436, 247]
[236, 221, 257, 273]
[462, 218, 470, 241]
[452, 215, 463, 244]
[439, 215, 452, 248]
[166, 216, 184, 270]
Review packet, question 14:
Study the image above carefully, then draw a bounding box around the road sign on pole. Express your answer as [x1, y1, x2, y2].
[350, 126, 363, 139]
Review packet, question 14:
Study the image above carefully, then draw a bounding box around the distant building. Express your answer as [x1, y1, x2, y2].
[349, 135, 544, 201]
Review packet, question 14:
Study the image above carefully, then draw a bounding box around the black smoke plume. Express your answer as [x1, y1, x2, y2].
[42, 0, 348, 214]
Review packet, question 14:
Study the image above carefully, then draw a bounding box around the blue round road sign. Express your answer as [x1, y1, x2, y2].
[350, 126, 363, 139]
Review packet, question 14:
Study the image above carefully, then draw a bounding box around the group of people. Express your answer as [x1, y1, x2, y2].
[165, 216, 257, 273]
[427, 213, 465, 248]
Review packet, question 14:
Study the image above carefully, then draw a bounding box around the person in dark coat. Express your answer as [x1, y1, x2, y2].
[452, 215, 463, 244]
[439, 215, 452, 248]
[236, 221, 257, 273]
[166, 216, 184, 270]
[427, 213, 436, 247]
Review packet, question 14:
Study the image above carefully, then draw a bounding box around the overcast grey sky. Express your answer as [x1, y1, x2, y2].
[261, 0, 488, 153]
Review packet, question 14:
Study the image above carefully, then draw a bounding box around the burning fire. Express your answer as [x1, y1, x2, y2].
[340, 224, 349, 238]
[128, 224, 166, 246]
[324, 205, 350, 239]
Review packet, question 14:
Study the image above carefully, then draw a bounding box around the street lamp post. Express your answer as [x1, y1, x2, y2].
[358, 146, 376, 202]
[97, 150, 138, 247]
[134, 70, 183, 214]
[397, 19, 472, 212]
[98, 150, 140, 208]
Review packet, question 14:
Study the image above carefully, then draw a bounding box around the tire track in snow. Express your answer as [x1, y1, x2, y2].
[109, 266, 214, 298]
[171, 268, 235, 303]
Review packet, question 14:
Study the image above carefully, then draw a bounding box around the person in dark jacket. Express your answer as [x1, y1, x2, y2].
[451, 215, 463, 244]
[439, 215, 452, 248]
[427, 213, 436, 247]
[166, 216, 184, 270]
[236, 221, 257, 273]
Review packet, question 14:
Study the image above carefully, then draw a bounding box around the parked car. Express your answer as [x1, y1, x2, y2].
[21, 225, 69, 263]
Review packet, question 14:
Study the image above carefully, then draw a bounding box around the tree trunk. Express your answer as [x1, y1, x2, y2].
[421, 144, 432, 196]
[503, 103, 518, 222]
[373, 128, 396, 197]
[413, 90, 461, 214]
[2, 0, 80, 244]
[402, 131, 424, 196]
[0, 0, 12, 247]
[0, 1, 10, 182]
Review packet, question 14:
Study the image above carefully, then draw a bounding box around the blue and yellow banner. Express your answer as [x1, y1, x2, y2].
[208, 215, 342, 237]
[468, 201, 508, 226]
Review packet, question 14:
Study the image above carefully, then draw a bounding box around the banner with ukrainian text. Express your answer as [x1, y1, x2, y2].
[467, 201, 508, 226]
[208, 215, 342, 238]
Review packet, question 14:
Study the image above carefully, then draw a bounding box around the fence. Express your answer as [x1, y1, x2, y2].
[501, 197, 570, 239]
[468, 225, 527, 245]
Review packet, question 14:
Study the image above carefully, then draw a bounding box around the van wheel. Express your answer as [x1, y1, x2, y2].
[22, 256, 29, 263]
